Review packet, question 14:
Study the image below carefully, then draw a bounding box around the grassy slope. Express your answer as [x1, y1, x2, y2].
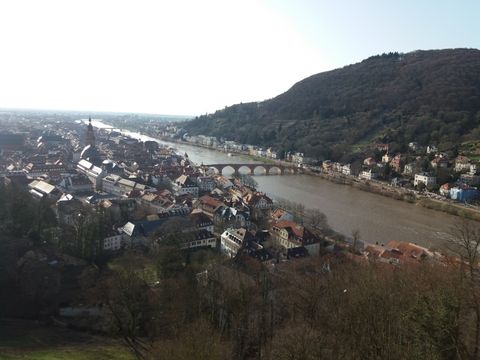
[0, 320, 133, 360]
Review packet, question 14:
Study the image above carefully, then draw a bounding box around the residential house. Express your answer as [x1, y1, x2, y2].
[196, 176, 216, 192]
[102, 174, 154, 197]
[215, 205, 251, 229]
[189, 211, 215, 233]
[414, 173, 436, 188]
[271, 208, 294, 222]
[430, 156, 448, 169]
[291, 152, 305, 164]
[139, 192, 169, 214]
[220, 227, 255, 258]
[270, 220, 321, 255]
[386, 240, 433, 263]
[243, 192, 273, 209]
[174, 175, 199, 197]
[470, 164, 478, 175]
[455, 156, 471, 172]
[59, 175, 92, 193]
[381, 153, 391, 163]
[331, 162, 343, 172]
[215, 176, 234, 190]
[390, 154, 403, 172]
[24, 162, 66, 179]
[103, 233, 128, 251]
[403, 163, 415, 175]
[342, 164, 352, 176]
[183, 229, 216, 249]
[375, 143, 389, 152]
[408, 142, 419, 151]
[359, 169, 378, 180]
[322, 160, 333, 171]
[439, 183, 451, 197]
[195, 195, 224, 218]
[363, 157, 376, 167]
[120, 217, 182, 247]
[266, 148, 278, 159]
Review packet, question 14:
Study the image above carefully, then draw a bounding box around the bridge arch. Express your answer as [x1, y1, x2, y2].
[253, 165, 268, 175]
[208, 166, 221, 175]
[238, 165, 253, 175]
[268, 166, 283, 175]
[220, 165, 236, 175]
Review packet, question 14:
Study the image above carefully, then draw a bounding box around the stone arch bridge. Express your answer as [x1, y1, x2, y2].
[204, 163, 299, 176]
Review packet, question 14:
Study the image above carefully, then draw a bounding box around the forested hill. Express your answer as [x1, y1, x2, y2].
[184, 49, 480, 161]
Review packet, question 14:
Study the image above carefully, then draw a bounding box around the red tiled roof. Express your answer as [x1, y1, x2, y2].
[274, 220, 306, 239]
[198, 195, 223, 209]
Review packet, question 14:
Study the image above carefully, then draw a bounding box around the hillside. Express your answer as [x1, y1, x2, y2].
[184, 49, 480, 161]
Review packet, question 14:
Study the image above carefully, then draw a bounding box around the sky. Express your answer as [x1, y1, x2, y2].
[0, 0, 478, 116]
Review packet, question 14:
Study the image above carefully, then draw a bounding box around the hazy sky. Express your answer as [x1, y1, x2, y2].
[0, 0, 478, 115]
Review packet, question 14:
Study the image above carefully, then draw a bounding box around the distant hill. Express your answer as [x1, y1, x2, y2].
[184, 49, 480, 161]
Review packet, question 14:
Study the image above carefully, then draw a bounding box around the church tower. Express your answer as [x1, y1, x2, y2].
[85, 116, 96, 147]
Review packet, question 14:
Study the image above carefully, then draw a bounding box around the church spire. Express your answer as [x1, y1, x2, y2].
[85, 116, 95, 147]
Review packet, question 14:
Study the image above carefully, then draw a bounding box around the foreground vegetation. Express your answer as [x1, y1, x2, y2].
[2, 183, 480, 359]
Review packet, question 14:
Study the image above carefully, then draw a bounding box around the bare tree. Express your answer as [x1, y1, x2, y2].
[305, 208, 329, 232]
[448, 219, 480, 360]
[103, 266, 153, 359]
[351, 229, 361, 253]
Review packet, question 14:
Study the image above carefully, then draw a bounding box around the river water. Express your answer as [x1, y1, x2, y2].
[89, 119, 458, 248]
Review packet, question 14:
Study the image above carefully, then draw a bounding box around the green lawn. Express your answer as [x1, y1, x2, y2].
[0, 320, 134, 360]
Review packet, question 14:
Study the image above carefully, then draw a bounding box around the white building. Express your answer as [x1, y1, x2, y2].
[28, 180, 59, 199]
[414, 173, 436, 187]
[454, 156, 471, 172]
[359, 170, 377, 180]
[341, 164, 351, 176]
[76, 159, 106, 190]
[103, 233, 128, 251]
[183, 230, 216, 249]
[220, 228, 253, 258]
[102, 174, 153, 197]
[403, 163, 415, 175]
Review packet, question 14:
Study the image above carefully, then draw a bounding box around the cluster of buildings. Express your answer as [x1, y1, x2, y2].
[176, 133, 317, 165]
[0, 116, 331, 262]
[321, 143, 480, 203]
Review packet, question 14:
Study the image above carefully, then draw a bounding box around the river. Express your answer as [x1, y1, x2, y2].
[88, 119, 458, 248]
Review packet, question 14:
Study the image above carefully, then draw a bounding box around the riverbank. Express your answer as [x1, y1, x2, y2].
[418, 198, 480, 222]
[152, 136, 480, 222]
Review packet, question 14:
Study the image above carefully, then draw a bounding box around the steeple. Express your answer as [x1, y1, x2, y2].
[85, 116, 95, 147]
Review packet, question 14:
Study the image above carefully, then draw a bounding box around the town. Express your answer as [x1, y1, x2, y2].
[0, 110, 463, 267]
